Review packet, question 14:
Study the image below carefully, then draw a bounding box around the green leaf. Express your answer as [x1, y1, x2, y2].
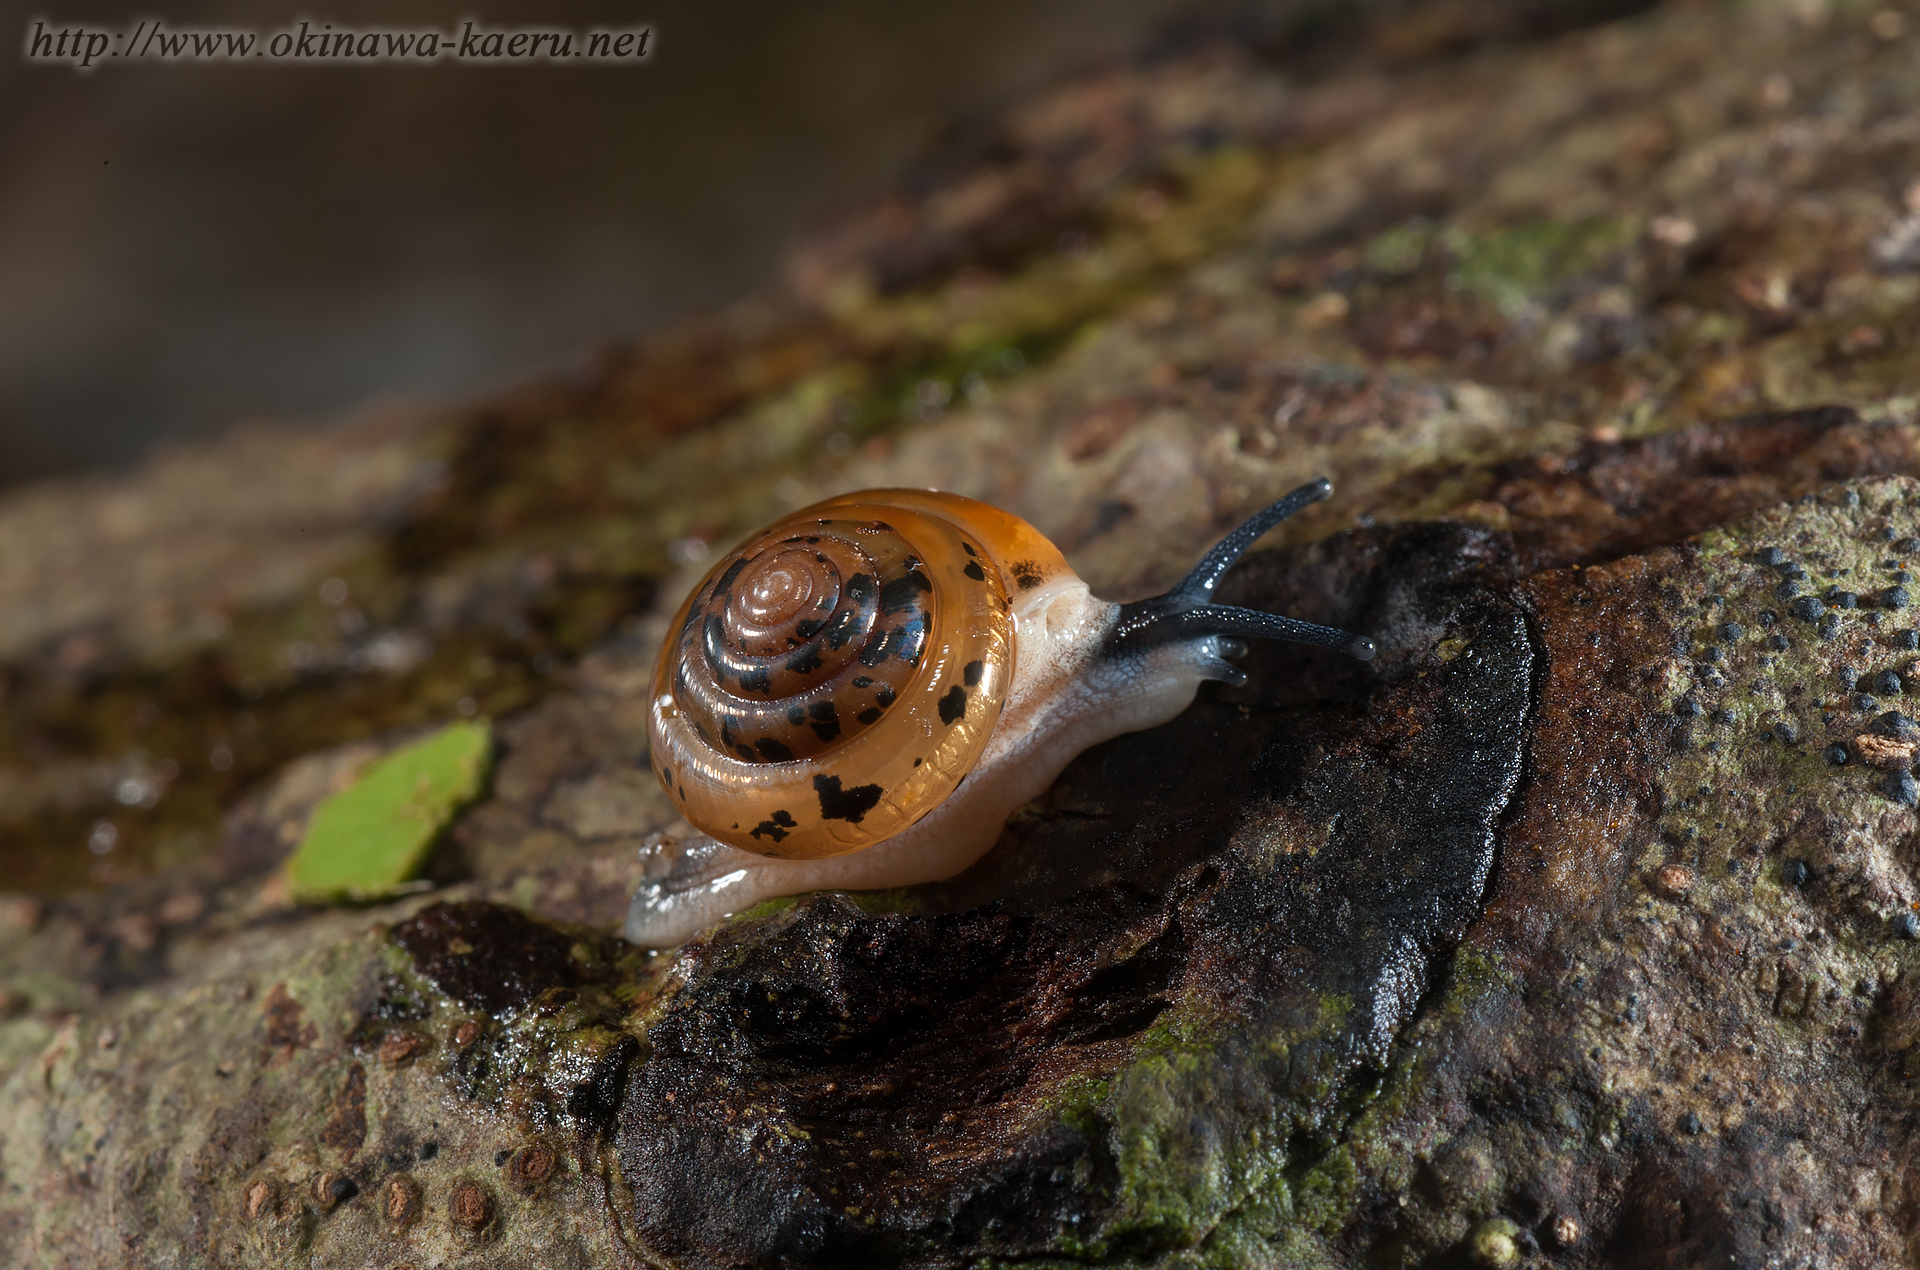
[287, 719, 493, 903]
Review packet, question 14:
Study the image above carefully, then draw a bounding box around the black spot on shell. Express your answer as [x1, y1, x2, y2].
[808, 701, 841, 743]
[750, 810, 798, 842]
[755, 738, 795, 762]
[961, 541, 977, 556]
[794, 619, 824, 639]
[858, 626, 901, 667]
[879, 570, 934, 614]
[857, 707, 882, 724]
[738, 666, 771, 695]
[813, 774, 883, 823]
[963, 561, 987, 581]
[963, 660, 985, 687]
[938, 685, 968, 725]
[824, 607, 861, 650]
[786, 642, 824, 675]
[844, 573, 875, 603]
[894, 614, 929, 663]
[852, 676, 872, 688]
[712, 556, 751, 600]
[876, 686, 896, 707]
[1011, 561, 1044, 590]
[787, 705, 805, 725]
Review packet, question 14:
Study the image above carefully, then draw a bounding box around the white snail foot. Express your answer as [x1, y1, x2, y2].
[620, 815, 1000, 948]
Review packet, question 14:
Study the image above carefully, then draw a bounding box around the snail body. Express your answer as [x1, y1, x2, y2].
[626, 482, 1372, 946]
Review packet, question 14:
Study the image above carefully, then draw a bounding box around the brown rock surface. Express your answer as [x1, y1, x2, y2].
[2, 1, 1920, 1265]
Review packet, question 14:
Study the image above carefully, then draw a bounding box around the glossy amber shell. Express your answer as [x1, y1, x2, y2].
[648, 489, 1070, 859]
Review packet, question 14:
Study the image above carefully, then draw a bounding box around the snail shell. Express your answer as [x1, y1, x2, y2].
[630, 482, 1372, 946]
[650, 490, 1069, 859]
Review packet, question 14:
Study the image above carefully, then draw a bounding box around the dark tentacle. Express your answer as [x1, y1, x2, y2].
[1170, 478, 1331, 602]
[1106, 479, 1375, 662]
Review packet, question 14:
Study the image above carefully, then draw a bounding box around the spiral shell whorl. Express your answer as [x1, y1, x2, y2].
[651, 498, 1015, 859]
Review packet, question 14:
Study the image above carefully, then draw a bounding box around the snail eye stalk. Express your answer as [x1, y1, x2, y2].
[1106, 478, 1377, 662]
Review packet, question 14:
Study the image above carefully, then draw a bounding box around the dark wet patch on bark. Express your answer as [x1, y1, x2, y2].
[565, 1033, 640, 1134]
[391, 900, 594, 1016]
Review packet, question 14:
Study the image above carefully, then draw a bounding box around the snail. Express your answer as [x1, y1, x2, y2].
[624, 480, 1373, 946]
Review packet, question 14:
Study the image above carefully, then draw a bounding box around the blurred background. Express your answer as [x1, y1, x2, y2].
[0, 0, 1643, 489]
